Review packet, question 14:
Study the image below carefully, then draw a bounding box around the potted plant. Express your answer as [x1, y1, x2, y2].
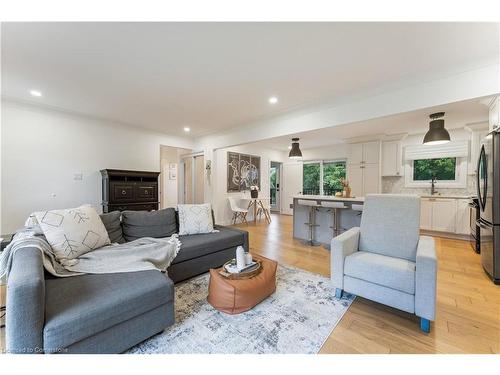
[250, 185, 259, 198]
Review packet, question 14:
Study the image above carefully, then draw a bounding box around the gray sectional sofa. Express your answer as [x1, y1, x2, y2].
[6, 208, 248, 354]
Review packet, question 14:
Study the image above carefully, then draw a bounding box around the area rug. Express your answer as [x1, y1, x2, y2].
[128, 265, 355, 354]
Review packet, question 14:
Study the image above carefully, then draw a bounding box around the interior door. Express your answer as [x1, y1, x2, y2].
[184, 157, 193, 204]
[194, 155, 205, 204]
[282, 162, 302, 215]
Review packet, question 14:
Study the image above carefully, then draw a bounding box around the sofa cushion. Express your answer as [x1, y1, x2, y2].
[122, 208, 177, 241]
[173, 227, 245, 264]
[34, 205, 111, 260]
[344, 251, 416, 294]
[359, 194, 420, 261]
[177, 203, 216, 235]
[43, 270, 173, 351]
[100, 211, 125, 244]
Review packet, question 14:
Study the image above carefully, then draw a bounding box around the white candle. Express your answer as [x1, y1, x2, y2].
[236, 246, 246, 270]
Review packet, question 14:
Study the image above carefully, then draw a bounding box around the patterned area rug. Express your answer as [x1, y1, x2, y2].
[128, 265, 355, 354]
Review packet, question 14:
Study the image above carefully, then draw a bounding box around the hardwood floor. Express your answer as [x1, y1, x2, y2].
[233, 213, 500, 354]
[1, 213, 498, 354]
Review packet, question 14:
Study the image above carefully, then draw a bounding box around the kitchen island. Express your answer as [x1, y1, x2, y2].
[293, 195, 364, 245]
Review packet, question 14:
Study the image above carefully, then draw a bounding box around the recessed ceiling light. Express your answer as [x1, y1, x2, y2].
[268, 96, 278, 104]
[183, 127, 191, 133]
[29, 89, 42, 97]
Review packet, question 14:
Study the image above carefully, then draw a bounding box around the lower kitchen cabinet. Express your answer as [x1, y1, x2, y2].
[420, 197, 470, 235]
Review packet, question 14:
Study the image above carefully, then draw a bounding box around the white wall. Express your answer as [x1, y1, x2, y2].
[300, 144, 348, 161]
[212, 144, 286, 225]
[1, 100, 194, 233]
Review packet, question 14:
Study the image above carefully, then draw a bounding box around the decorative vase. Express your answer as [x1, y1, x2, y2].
[343, 186, 351, 198]
[251, 190, 258, 198]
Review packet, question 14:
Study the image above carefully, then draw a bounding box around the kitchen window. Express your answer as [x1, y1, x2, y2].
[303, 160, 346, 196]
[404, 141, 469, 189]
[413, 157, 457, 181]
[405, 157, 467, 188]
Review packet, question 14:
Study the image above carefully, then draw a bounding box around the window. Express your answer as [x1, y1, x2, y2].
[405, 156, 466, 188]
[323, 161, 347, 195]
[303, 160, 346, 196]
[413, 158, 457, 181]
[303, 163, 320, 195]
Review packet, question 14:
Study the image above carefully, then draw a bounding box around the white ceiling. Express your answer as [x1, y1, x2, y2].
[1, 22, 498, 137]
[254, 98, 491, 151]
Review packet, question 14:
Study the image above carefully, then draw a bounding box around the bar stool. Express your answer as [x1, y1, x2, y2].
[321, 201, 347, 249]
[351, 203, 364, 217]
[297, 199, 321, 246]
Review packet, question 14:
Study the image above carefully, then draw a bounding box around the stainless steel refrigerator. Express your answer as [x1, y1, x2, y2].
[477, 130, 500, 284]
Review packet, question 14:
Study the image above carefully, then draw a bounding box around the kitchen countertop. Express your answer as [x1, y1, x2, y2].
[293, 195, 365, 202]
[419, 194, 473, 199]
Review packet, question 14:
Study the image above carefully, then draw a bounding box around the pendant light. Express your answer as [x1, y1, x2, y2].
[423, 112, 450, 145]
[288, 138, 302, 159]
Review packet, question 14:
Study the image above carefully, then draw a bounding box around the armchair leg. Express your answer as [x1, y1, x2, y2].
[335, 288, 343, 299]
[420, 318, 431, 333]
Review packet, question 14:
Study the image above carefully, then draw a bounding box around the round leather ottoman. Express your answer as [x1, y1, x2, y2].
[207, 255, 278, 314]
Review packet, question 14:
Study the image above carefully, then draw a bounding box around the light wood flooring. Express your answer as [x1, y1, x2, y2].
[1, 213, 498, 354]
[233, 213, 500, 354]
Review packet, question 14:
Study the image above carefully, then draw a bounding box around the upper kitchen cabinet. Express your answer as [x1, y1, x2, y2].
[347, 141, 380, 165]
[381, 140, 402, 176]
[466, 123, 489, 175]
[489, 96, 499, 132]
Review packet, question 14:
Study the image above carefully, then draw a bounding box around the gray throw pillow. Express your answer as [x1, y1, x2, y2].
[100, 211, 125, 244]
[122, 208, 177, 241]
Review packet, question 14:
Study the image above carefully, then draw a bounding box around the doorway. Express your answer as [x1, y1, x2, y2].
[182, 154, 205, 204]
[270, 161, 282, 212]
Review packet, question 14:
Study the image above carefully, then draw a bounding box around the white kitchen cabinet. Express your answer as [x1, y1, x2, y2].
[347, 164, 379, 197]
[455, 199, 471, 235]
[363, 141, 381, 164]
[468, 126, 489, 175]
[347, 164, 364, 197]
[347, 143, 364, 164]
[347, 141, 381, 197]
[363, 164, 380, 195]
[432, 199, 457, 233]
[381, 140, 402, 176]
[420, 198, 433, 230]
[348, 141, 380, 164]
[489, 96, 499, 132]
[420, 197, 461, 233]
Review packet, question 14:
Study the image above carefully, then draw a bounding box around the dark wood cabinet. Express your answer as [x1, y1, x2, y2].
[100, 169, 160, 213]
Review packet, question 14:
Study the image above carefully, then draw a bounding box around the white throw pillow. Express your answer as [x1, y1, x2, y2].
[177, 203, 216, 235]
[34, 205, 111, 260]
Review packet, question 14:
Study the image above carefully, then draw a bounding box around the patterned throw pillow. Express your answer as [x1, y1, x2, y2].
[177, 203, 216, 235]
[34, 205, 111, 260]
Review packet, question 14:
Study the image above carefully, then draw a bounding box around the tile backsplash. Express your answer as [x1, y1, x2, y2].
[381, 176, 477, 197]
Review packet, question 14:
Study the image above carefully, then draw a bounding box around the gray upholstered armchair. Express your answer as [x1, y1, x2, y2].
[331, 194, 437, 332]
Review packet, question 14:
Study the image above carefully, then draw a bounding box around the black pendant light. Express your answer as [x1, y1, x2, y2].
[288, 137, 302, 159]
[423, 112, 450, 145]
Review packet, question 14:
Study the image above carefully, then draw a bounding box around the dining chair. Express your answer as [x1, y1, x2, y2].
[228, 197, 249, 225]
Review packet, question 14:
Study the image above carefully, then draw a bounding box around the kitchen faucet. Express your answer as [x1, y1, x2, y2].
[430, 175, 437, 195]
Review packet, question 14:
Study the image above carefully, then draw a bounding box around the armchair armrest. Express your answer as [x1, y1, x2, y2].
[6, 247, 45, 353]
[415, 235, 437, 321]
[331, 227, 360, 289]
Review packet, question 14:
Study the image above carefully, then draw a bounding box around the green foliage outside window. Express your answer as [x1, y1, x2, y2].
[323, 162, 347, 195]
[413, 158, 456, 181]
[303, 163, 320, 195]
[303, 161, 346, 195]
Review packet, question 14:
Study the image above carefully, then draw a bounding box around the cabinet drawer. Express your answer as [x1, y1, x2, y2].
[110, 183, 135, 201]
[135, 184, 157, 200]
